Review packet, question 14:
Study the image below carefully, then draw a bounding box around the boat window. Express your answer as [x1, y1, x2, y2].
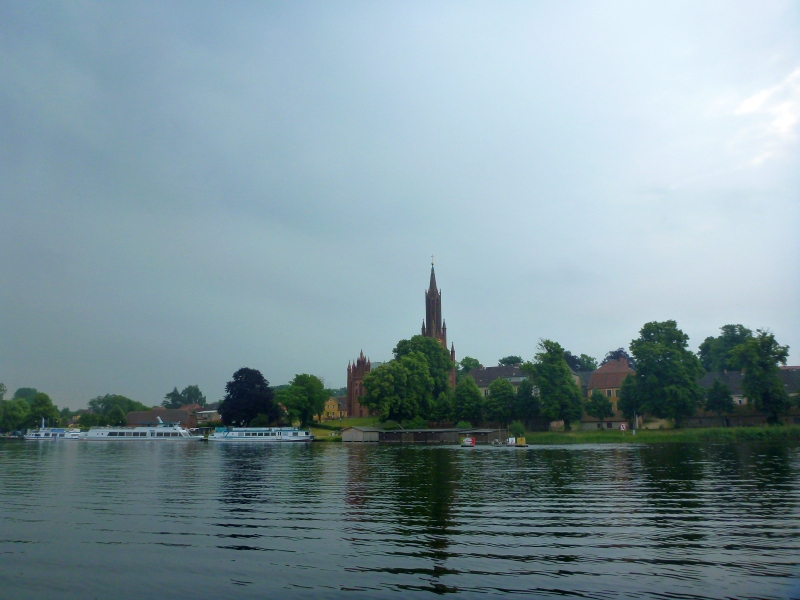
[156, 432, 163, 437]
[108, 432, 118, 436]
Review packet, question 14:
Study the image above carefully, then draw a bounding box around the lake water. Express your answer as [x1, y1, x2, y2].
[2, 440, 800, 599]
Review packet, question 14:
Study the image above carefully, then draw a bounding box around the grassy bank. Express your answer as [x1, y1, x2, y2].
[524, 425, 800, 444]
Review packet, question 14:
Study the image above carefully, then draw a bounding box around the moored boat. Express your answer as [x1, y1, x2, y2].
[208, 426, 314, 443]
[24, 427, 82, 441]
[83, 418, 201, 441]
[460, 436, 476, 447]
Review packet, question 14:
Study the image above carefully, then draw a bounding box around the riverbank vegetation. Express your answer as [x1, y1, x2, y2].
[523, 426, 800, 445]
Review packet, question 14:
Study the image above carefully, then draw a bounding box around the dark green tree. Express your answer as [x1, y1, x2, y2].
[453, 376, 484, 425]
[705, 379, 734, 416]
[181, 385, 207, 407]
[27, 393, 61, 427]
[512, 378, 541, 423]
[106, 406, 127, 427]
[498, 355, 523, 366]
[362, 352, 435, 422]
[601, 348, 636, 369]
[730, 329, 790, 424]
[0, 383, 6, 401]
[13, 387, 38, 402]
[0, 398, 30, 431]
[523, 340, 583, 430]
[394, 335, 454, 399]
[617, 374, 641, 421]
[628, 320, 704, 427]
[163, 387, 184, 409]
[219, 368, 279, 426]
[88, 394, 149, 415]
[698, 324, 753, 372]
[509, 420, 526, 437]
[564, 351, 597, 372]
[485, 377, 515, 425]
[430, 390, 454, 425]
[586, 390, 613, 425]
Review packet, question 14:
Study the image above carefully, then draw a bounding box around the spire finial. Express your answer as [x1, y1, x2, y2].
[431, 254, 434, 266]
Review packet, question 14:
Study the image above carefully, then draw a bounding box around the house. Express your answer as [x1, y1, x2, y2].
[196, 409, 221, 424]
[466, 364, 530, 396]
[321, 396, 347, 421]
[586, 358, 635, 412]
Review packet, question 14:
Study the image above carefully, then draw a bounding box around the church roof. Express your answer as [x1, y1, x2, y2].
[428, 265, 438, 293]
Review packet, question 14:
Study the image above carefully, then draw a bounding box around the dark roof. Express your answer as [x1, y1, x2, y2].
[466, 365, 526, 387]
[588, 359, 634, 390]
[697, 371, 745, 395]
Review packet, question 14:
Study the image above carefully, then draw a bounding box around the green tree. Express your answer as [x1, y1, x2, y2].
[13, 387, 38, 402]
[509, 420, 526, 437]
[523, 340, 583, 430]
[181, 385, 207, 407]
[106, 406, 127, 427]
[698, 324, 753, 372]
[512, 378, 540, 423]
[77, 412, 105, 427]
[485, 377, 515, 425]
[394, 335, 454, 399]
[617, 374, 641, 421]
[163, 387, 184, 409]
[705, 379, 734, 417]
[280, 374, 327, 426]
[28, 393, 61, 427]
[564, 351, 597, 372]
[0, 399, 31, 432]
[88, 394, 149, 415]
[362, 352, 435, 422]
[730, 329, 790, 424]
[458, 356, 482, 380]
[430, 390, 454, 425]
[601, 348, 635, 369]
[453, 376, 484, 425]
[586, 390, 613, 424]
[0, 383, 6, 401]
[498, 355, 522, 366]
[628, 320, 704, 427]
[219, 368, 280, 426]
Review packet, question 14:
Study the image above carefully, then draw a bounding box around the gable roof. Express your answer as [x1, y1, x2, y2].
[588, 358, 634, 390]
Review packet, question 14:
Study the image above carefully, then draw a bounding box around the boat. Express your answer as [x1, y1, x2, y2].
[207, 426, 314, 443]
[460, 436, 476, 447]
[24, 427, 82, 440]
[82, 417, 202, 441]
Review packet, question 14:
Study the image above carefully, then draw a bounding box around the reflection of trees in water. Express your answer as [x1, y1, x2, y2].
[344, 446, 460, 593]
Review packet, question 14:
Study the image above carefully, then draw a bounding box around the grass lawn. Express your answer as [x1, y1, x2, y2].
[523, 425, 800, 444]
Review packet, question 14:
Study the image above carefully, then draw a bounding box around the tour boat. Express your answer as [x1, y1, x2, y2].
[24, 427, 82, 441]
[83, 418, 202, 441]
[207, 427, 314, 443]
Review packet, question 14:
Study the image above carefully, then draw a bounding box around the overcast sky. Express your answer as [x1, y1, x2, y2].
[1, 1, 798, 409]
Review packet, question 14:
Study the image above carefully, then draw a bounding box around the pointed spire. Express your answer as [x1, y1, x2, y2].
[428, 263, 437, 293]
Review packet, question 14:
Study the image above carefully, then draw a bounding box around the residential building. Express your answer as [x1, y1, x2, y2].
[586, 358, 635, 412]
[466, 364, 529, 396]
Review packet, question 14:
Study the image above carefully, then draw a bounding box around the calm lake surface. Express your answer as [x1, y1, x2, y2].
[2, 440, 800, 599]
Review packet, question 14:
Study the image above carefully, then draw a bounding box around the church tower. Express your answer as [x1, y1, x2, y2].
[421, 258, 457, 388]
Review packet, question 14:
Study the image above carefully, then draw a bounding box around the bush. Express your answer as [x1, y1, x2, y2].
[402, 416, 428, 429]
[509, 420, 526, 437]
[455, 420, 472, 429]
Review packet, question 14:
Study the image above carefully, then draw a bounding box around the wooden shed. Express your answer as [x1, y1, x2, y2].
[341, 426, 382, 443]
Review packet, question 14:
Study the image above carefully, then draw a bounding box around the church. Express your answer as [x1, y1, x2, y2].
[346, 261, 457, 418]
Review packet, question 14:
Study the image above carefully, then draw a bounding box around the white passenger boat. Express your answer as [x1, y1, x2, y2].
[24, 427, 82, 440]
[83, 418, 202, 441]
[208, 427, 314, 443]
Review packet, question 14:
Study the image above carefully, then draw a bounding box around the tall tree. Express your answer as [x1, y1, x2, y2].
[88, 394, 149, 415]
[485, 377, 515, 425]
[163, 387, 184, 409]
[705, 379, 734, 417]
[498, 355, 523, 366]
[0, 383, 6, 401]
[453, 376, 484, 426]
[523, 340, 583, 430]
[219, 368, 280, 426]
[618, 375, 641, 422]
[586, 390, 613, 425]
[28, 393, 61, 427]
[181, 385, 207, 407]
[13, 387, 38, 402]
[512, 378, 541, 423]
[0, 399, 30, 432]
[362, 352, 435, 422]
[730, 329, 790, 424]
[431, 390, 454, 425]
[394, 335, 454, 398]
[698, 324, 754, 372]
[628, 320, 704, 427]
[564, 351, 597, 372]
[280, 374, 327, 426]
[601, 348, 636, 369]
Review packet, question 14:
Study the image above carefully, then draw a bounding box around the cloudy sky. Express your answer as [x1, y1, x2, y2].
[1, 1, 798, 409]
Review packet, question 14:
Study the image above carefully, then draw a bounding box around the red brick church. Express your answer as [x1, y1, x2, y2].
[346, 261, 457, 418]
